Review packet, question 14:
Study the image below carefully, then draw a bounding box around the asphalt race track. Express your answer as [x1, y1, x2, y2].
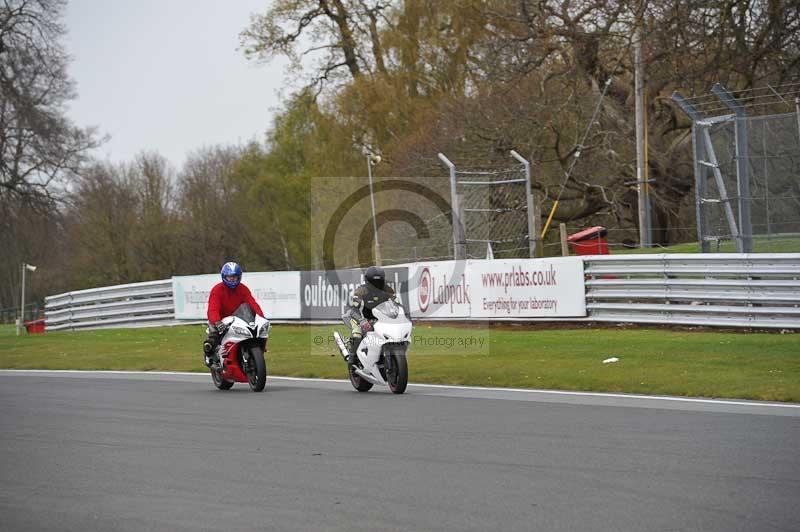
[1, 371, 799, 532]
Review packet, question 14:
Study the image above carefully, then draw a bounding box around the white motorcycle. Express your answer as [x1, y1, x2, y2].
[333, 300, 411, 394]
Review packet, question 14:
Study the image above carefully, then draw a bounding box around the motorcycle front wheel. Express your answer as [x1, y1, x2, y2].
[244, 346, 267, 392]
[386, 349, 408, 395]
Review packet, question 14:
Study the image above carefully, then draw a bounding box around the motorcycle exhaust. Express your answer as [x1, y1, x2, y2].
[332, 331, 349, 361]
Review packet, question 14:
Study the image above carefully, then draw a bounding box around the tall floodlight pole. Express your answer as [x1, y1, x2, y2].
[366, 150, 382, 265]
[18, 262, 37, 336]
[634, 23, 652, 248]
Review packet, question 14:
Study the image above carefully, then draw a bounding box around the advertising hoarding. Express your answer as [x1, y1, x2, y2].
[406, 260, 472, 318]
[468, 257, 586, 318]
[300, 267, 409, 320]
[172, 259, 584, 322]
[172, 271, 301, 320]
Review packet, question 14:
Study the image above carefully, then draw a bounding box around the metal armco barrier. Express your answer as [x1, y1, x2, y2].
[44, 254, 800, 331]
[584, 254, 800, 328]
[45, 280, 175, 331]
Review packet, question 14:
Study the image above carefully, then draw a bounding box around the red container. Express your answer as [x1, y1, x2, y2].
[24, 318, 45, 334]
[567, 226, 609, 255]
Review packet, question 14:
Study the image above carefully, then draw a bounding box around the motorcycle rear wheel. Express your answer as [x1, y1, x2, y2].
[211, 367, 234, 390]
[245, 346, 267, 392]
[348, 363, 373, 392]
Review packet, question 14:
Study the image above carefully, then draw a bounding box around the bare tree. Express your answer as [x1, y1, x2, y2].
[416, 0, 800, 244]
[65, 162, 139, 287]
[0, 0, 101, 207]
[0, 199, 66, 312]
[126, 152, 182, 280]
[240, 0, 394, 93]
[177, 145, 247, 273]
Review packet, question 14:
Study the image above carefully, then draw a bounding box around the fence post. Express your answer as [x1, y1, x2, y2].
[713, 84, 753, 253]
[510, 150, 540, 258]
[559, 223, 569, 256]
[438, 153, 466, 260]
[672, 92, 710, 253]
[795, 97, 800, 149]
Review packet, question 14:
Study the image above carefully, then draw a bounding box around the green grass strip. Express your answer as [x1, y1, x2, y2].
[611, 234, 800, 254]
[1, 323, 798, 402]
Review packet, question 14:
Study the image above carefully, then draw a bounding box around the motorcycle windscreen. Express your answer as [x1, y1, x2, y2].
[373, 300, 401, 320]
[232, 303, 256, 323]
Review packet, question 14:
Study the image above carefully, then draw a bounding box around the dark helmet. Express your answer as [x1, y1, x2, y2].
[220, 261, 242, 289]
[365, 266, 385, 290]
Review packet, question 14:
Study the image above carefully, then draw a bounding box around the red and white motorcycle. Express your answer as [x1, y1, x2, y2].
[207, 306, 270, 392]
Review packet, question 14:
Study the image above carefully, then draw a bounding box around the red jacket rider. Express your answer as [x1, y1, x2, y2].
[203, 262, 265, 367]
[207, 282, 264, 323]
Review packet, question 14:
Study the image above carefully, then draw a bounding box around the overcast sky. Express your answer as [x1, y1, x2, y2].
[64, 0, 287, 170]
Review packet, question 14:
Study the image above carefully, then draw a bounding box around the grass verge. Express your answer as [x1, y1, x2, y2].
[2, 323, 798, 402]
[611, 234, 800, 254]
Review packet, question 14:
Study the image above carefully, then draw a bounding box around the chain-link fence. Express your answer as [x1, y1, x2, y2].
[700, 112, 800, 251]
[308, 152, 538, 270]
[438, 152, 537, 260]
[313, 86, 800, 266]
[457, 167, 531, 259]
[674, 83, 800, 253]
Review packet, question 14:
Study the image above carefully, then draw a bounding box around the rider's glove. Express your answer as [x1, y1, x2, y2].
[359, 320, 373, 334]
[214, 321, 225, 334]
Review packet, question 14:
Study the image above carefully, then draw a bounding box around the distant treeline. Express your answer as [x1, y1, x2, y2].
[3, 0, 798, 309]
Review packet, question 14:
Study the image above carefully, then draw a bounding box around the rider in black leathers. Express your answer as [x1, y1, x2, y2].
[342, 266, 396, 364]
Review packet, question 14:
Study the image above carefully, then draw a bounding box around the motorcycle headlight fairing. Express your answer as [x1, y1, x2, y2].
[231, 326, 250, 337]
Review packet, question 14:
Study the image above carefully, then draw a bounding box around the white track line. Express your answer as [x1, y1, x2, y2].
[1, 369, 797, 409]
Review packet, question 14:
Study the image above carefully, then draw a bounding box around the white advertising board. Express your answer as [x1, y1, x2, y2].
[172, 271, 301, 320]
[467, 257, 586, 318]
[407, 261, 472, 318]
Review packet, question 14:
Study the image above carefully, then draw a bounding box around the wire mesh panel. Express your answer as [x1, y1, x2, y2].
[456, 166, 531, 258]
[376, 194, 458, 264]
[699, 113, 800, 252]
[748, 113, 800, 249]
[675, 83, 800, 253]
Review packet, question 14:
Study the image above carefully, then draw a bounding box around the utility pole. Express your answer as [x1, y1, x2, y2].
[634, 21, 652, 248]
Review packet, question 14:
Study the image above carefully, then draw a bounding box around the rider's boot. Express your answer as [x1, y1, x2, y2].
[203, 340, 215, 368]
[203, 337, 217, 369]
[203, 330, 219, 369]
[347, 335, 362, 366]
